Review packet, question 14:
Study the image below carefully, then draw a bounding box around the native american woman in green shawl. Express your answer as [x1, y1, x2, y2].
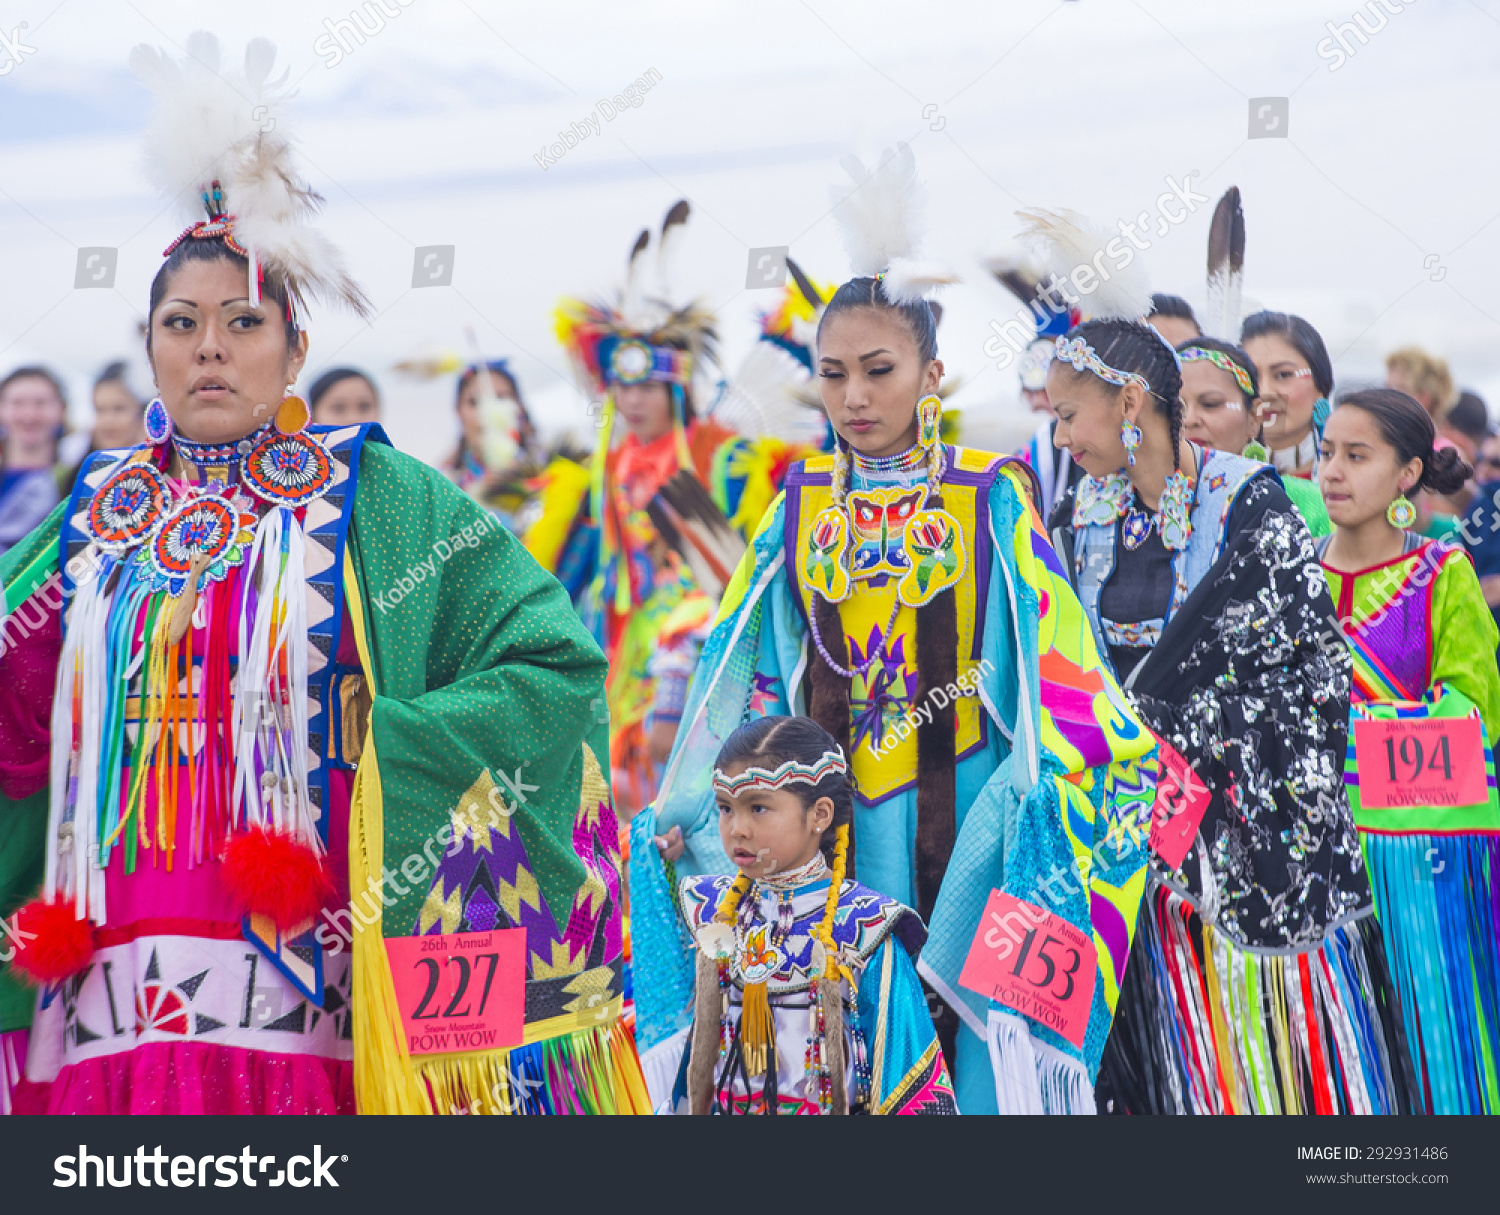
[0, 34, 645, 1115]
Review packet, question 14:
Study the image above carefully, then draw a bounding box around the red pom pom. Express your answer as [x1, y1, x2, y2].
[220, 829, 334, 933]
[8, 895, 94, 985]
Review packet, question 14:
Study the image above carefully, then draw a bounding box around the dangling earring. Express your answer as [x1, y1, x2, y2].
[1120, 417, 1142, 467]
[1313, 396, 1332, 432]
[1387, 494, 1416, 530]
[917, 394, 942, 452]
[144, 397, 173, 445]
[275, 384, 310, 434]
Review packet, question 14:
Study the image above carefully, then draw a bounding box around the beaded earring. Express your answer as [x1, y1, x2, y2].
[917, 394, 944, 495]
[144, 397, 173, 445]
[1120, 417, 1142, 467]
[1387, 494, 1416, 530]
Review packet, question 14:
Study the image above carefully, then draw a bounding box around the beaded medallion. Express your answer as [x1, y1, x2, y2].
[86, 462, 172, 553]
[242, 429, 334, 507]
[146, 491, 256, 595]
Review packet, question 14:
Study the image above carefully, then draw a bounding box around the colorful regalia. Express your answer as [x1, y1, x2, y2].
[1319, 532, 1500, 1113]
[676, 854, 956, 1114]
[0, 33, 645, 1116]
[1058, 446, 1412, 1114]
[535, 203, 804, 812]
[634, 434, 1159, 1112]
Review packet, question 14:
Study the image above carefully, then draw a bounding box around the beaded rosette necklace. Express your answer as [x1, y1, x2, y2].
[45, 394, 337, 933]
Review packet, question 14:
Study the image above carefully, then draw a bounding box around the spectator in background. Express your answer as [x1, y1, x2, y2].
[1146, 292, 1201, 347]
[1385, 346, 1456, 421]
[1459, 427, 1500, 661]
[61, 361, 147, 494]
[0, 366, 67, 555]
[1440, 389, 1489, 463]
[308, 366, 382, 426]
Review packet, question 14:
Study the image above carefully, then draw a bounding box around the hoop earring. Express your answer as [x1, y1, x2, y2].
[1121, 417, 1142, 467]
[144, 397, 173, 445]
[1387, 494, 1416, 530]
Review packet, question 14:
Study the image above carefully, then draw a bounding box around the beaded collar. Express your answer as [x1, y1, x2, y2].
[758, 852, 830, 891]
[1073, 457, 1198, 552]
[851, 443, 925, 475]
[171, 423, 272, 470]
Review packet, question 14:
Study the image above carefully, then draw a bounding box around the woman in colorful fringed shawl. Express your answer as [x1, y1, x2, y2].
[0, 35, 646, 1116]
[1318, 390, 1500, 1115]
[535, 203, 802, 819]
[1049, 317, 1412, 1115]
[632, 268, 1159, 1115]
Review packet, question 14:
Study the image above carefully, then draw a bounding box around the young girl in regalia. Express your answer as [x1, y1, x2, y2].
[1035, 204, 1411, 1114]
[635, 152, 1158, 1115]
[0, 34, 644, 1116]
[677, 716, 954, 1114]
[1318, 389, 1500, 1114]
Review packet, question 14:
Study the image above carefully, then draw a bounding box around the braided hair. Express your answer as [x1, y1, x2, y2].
[1058, 318, 1185, 468]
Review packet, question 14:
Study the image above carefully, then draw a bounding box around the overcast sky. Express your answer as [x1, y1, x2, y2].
[2, 0, 1498, 459]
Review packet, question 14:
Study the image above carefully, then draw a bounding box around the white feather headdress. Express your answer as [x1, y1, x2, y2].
[131, 32, 371, 320]
[1015, 207, 1152, 323]
[830, 144, 958, 305]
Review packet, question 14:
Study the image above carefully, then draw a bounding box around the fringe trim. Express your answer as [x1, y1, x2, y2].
[415, 1019, 650, 1115]
[1363, 832, 1500, 1114]
[1106, 885, 1408, 1114]
[985, 1010, 1095, 1115]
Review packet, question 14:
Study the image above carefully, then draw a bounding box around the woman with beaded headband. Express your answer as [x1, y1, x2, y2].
[0, 34, 645, 1116]
[1317, 389, 1500, 1113]
[1177, 336, 1330, 537]
[542, 201, 806, 818]
[1035, 207, 1411, 1115]
[633, 150, 1158, 1115]
[673, 715, 954, 1114]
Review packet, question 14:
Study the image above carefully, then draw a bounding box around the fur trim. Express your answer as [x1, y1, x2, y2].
[819, 977, 849, 1115]
[687, 949, 723, 1115]
[219, 828, 334, 933]
[7, 895, 95, 985]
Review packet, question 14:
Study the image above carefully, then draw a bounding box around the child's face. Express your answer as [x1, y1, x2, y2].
[715, 765, 834, 881]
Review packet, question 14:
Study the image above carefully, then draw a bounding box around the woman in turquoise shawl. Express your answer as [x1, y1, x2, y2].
[632, 257, 1158, 1114]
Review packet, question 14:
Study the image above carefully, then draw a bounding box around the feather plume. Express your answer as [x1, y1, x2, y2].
[647, 471, 746, 599]
[832, 144, 924, 278]
[132, 32, 370, 317]
[1015, 207, 1152, 322]
[785, 257, 826, 311]
[881, 257, 960, 306]
[1205, 186, 1245, 341]
[620, 228, 651, 328]
[655, 200, 691, 298]
[710, 340, 822, 444]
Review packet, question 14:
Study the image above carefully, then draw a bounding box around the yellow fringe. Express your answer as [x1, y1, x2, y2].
[343, 551, 649, 1114]
[739, 981, 773, 1077]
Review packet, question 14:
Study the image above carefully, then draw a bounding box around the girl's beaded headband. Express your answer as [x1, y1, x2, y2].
[1053, 335, 1149, 393]
[1180, 346, 1254, 396]
[713, 749, 848, 798]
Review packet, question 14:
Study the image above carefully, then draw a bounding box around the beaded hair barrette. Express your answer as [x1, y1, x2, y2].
[1053, 335, 1150, 393]
[713, 749, 848, 798]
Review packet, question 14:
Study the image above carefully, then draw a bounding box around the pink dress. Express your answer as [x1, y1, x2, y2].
[2, 592, 359, 1115]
